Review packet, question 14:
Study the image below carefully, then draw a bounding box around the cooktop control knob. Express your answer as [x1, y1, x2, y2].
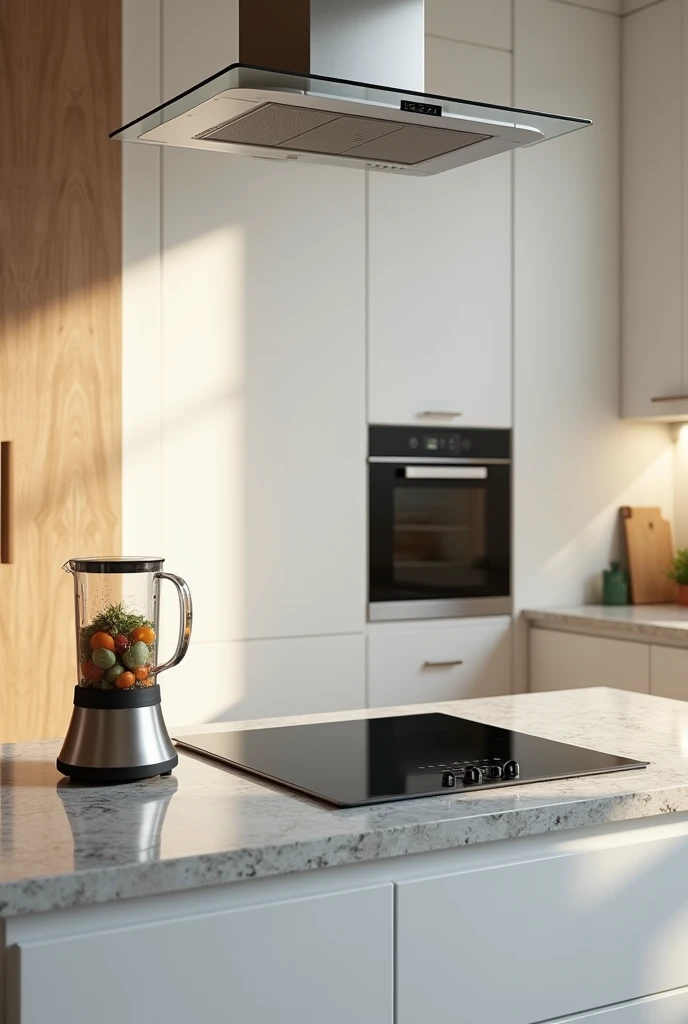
[484, 764, 502, 780]
[463, 766, 482, 785]
[503, 760, 520, 780]
[441, 770, 456, 788]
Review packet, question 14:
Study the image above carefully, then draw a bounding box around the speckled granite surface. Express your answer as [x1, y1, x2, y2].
[526, 605, 688, 646]
[3, 688, 688, 918]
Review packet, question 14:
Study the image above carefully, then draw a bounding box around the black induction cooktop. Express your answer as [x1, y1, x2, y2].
[174, 713, 648, 808]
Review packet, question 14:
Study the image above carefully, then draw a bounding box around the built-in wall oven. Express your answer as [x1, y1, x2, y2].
[368, 426, 511, 621]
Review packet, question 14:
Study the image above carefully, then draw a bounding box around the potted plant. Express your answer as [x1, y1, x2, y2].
[668, 549, 688, 606]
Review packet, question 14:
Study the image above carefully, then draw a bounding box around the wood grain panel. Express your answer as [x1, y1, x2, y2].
[0, 0, 122, 741]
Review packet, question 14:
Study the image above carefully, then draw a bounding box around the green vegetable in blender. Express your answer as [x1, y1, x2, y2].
[123, 641, 150, 670]
[92, 648, 116, 670]
[104, 661, 125, 683]
[79, 603, 154, 664]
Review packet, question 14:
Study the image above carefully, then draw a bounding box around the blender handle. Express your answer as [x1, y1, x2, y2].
[154, 572, 193, 674]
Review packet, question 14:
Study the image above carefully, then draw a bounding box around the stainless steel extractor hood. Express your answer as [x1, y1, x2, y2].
[112, 0, 591, 175]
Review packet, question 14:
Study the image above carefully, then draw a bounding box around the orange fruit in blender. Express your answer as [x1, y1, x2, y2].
[90, 632, 115, 652]
[132, 626, 155, 645]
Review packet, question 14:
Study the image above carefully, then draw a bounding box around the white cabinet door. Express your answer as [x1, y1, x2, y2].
[555, 986, 688, 1021]
[368, 39, 512, 428]
[13, 885, 393, 1024]
[397, 833, 688, 1024]
[622, 0, 687, 418]
[529, 629, 649, 694]
[368, 617, 511, 707]
[650, 645, 688, 701]
[161, 150, 366, 644]
[153, 5, 366, 647]
[165, 633, 366, 725]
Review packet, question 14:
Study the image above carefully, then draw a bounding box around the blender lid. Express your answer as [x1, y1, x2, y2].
[66, 557, 165, 573]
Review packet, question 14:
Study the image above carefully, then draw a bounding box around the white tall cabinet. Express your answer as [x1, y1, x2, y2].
[367, 6, 513, 428]
[124, 0, 367, 724]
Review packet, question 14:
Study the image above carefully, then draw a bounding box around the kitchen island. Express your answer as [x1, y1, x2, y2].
[4, 688, 688, 1023]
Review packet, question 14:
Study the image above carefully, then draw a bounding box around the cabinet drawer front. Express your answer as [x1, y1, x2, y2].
[165, 633, 366, 725]
[397, 835, 688, 1024]
[13, 885, 393, 1024]
[368, 618, 511, 707]
[554, 985, 688, 1021]
[530, 629, 649, 693]
[650, 645, 688, 701]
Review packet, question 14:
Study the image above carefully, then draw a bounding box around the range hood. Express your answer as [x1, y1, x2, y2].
[112, 0, 591, 176]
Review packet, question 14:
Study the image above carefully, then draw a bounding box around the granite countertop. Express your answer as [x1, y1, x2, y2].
[4, 688, 688, 918]
[525, 605, 688, 647]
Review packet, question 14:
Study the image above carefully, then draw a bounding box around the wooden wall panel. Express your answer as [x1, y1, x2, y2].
[0, 0, 122, 741]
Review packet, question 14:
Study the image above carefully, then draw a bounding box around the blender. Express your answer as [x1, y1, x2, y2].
[58, 557, 192, 783]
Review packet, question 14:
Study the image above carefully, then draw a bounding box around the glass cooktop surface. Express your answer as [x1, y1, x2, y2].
[174, 713, 647, 808]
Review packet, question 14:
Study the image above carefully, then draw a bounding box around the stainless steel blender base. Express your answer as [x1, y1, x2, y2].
[57, 685, 178, 783]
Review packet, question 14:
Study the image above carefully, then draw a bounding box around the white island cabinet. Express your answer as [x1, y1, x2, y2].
[11, 885, 393, 1024]
[5, 690, 688, 1024]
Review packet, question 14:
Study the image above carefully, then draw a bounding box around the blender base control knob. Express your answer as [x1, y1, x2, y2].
[463, 766, 482, 785]
[441, 770, 456, 788]
[503, 760, 520, 779]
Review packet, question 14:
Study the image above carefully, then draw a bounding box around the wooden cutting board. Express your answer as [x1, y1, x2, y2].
[622, 506, 677, 604]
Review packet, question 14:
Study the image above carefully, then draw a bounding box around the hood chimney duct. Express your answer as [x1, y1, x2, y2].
[238, 0, 425, 89]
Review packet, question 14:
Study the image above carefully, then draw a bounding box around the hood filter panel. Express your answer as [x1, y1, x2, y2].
[197, 102, 490, 166]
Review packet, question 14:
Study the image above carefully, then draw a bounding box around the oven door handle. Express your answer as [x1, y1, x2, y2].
[404, 466, 488, 480]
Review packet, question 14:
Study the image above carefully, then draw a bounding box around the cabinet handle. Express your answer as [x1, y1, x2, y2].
[423, 659, 464, 668]
[1, 441, 13, 564]
[651, 394, 688, 403]
[418, 411, 463, 418]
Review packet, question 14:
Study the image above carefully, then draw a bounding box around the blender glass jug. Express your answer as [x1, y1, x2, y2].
[63, 557, 192, 690]
[58, 558, 192, 783]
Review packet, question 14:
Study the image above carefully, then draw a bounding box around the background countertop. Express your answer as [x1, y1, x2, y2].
[2, 688, 688, 917]
[525, 605, 688, 647]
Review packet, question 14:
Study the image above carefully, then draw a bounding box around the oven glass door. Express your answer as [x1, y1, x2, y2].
[369, 462, 510, 604]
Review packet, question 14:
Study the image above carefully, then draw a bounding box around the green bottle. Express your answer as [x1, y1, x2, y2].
[603, 561, 629, 606]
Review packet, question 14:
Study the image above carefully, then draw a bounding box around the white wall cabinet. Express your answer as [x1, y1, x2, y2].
[368, 618, 511, 707]
[165, 633, 366, 725]
[529, 629, 649, 693]
[11, 884, 393, 1024]
[650, 644, 688, 701]
[367, 32, 512, 428]
[622, 0, 688, 419]
[396, 832, 688, 1024]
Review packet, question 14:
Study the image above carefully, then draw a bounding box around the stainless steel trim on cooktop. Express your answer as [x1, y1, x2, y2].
[368, 456, 511, 465]
[369, 596, 513, 622]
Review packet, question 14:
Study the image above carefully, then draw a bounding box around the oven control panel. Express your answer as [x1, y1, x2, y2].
[408, 433, 473, 454]
[369, 425, 511, 461]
